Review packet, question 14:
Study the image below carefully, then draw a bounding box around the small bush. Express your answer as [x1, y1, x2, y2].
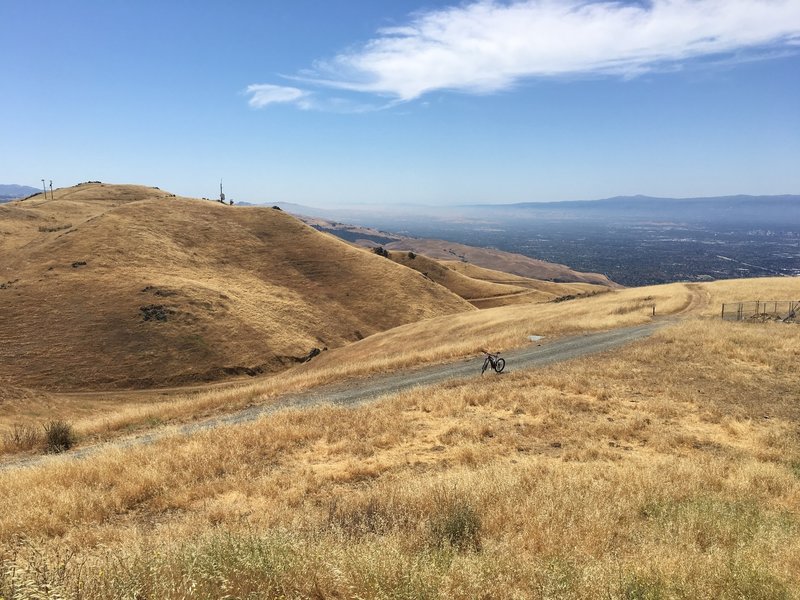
[43, 420, 76, 453]
[372, 246, 389, 258]
[408, 251, 416, 259]
[37, 223, 72, 233]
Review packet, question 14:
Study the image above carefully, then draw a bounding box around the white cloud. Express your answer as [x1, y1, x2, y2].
[246, 84, 311, 108]
[306, 0, 800, 100]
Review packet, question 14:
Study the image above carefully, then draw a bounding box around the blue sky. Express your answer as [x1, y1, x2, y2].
[2, 0, 799, 206]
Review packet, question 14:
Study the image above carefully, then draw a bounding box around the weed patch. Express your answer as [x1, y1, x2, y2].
[429, 496, 482, 552]
[1, 424, 40, 453]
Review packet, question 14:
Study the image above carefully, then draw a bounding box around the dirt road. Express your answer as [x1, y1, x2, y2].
[2, 321, 667, 472]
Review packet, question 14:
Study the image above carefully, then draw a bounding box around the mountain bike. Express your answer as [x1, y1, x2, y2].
[481, 351, 505, 375]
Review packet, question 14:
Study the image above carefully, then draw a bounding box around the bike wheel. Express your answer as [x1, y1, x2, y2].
[481, 358, 489, 374]
[494, 358, 505, 373]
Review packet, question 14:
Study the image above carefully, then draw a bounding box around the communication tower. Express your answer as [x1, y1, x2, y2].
[219, 179, 225, 203]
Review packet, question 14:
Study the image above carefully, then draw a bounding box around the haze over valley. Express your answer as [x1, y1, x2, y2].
[284, 194, 800, 286]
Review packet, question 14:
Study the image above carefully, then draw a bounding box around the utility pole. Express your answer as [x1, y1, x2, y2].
[49, 180, 53, 200]
[41, 179, 46, 199]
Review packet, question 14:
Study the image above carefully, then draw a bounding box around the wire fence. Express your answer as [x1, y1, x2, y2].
[721, 300, 800, 322]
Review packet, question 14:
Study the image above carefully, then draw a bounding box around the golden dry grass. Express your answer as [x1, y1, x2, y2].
[2, 316, 799, 598]
[0, 279, 685, 453]
[385, 237, 615, 286]
[698, 277, 800, 317]
[441, 259, 604, 293]
[389, 251, 610, 308]
[389, 250, 531, 299]
[2, 277, 795, 459]
[0, 183, 472, 391]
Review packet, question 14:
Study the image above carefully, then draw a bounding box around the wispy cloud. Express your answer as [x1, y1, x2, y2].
[245, 83, 389, 113]
[246, 84, 311, 109]
[250, 0, 800, 108]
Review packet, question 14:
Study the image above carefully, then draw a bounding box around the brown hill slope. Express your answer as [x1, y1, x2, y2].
[385, 238, 616, 286]
[0, 183, 473, 391]
[388, 252, 610, 308]
[387, 251, 529, 303]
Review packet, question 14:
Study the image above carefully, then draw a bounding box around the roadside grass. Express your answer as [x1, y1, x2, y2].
[2, 317, 799, 598]
[699, 277, 800, 318]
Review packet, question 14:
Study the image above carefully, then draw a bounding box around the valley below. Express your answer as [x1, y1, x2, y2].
[289, 194, 800, 287]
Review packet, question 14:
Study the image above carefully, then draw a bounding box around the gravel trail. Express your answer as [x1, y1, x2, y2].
[2, 320, 664, 472]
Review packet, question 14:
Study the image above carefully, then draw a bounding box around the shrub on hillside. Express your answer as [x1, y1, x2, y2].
[373, 246, 389, 258]
[43, 420, 76, 453]
[408, 251, 416, 259]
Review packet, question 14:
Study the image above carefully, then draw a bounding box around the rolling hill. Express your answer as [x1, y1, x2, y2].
[0, 183, 474, 391]
[384, 238, 616, 286]
[387, 250, 608, 308]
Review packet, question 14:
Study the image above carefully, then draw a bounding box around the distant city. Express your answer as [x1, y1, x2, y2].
[287, 195, 800, 287]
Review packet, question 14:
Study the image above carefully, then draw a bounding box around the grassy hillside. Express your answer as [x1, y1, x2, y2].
[2, 277, 799, 598]
[385, 237, 616, 286]
[406, 251, 614, 308]
[388, 250, 535, 306]
[0, 183, 473, 391]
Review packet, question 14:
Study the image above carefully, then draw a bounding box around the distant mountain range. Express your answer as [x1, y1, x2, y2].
[493, 194, 800, 208]
[279, 194, 800, 218]
[0, 184, 39, 203]
[474, 194, 800, 228]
